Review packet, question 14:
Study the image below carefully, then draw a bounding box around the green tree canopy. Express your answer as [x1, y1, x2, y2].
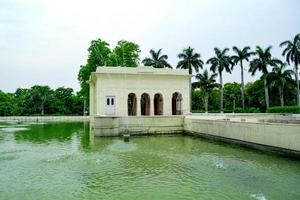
[142, 49, 172, 68]
[110, 40, 140, 67]
[280, 33, 300, 106]
[177, 46, 203, 75]
[193, 69, 218, 112]
[231, 46, 255, 110]
[77, 38, 141, 100]
[207, 47, 232, 113]
[224, 82, 242, 111]
[0, 91, 15, 116]
[249, 46, 282, 109]
[267, 63, 294, 106]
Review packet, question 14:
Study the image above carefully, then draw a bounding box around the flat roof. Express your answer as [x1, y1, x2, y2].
[95, 66, 189, 75]
[89, 66, 190, 83]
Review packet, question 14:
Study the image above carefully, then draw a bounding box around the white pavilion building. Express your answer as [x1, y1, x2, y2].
[89, 66, 190, 116]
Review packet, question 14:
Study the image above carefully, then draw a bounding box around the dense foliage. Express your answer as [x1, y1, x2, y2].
[142, 49, 172, 68]
[0, 86, 84, 116]
[266, 106, 300, 113]
[176, 46, 204, 74]
[78, 39, 140, 99]
[192, 77, 297, 113]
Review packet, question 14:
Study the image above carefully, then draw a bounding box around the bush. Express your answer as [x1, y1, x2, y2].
[234, 107, 244, 113]
[246, 107, 260, 113]
[266, 106, 300, 113]
[224, 110, 233, 113]
[192, 110, 205, 113]
[192, 110, 222, 113]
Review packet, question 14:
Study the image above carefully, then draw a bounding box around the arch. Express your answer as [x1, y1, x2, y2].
[141, 93, 150, 115]
[154, 93, 163, 115]
[172, 92, 182, 115]
[128, 93, 137, 116]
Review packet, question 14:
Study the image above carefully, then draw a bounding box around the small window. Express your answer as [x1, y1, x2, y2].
[111, 98, 114, 105]
[107, 98, 110, 105]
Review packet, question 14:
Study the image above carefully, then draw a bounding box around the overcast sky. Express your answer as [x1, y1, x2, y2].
[1, 0, 300, 93]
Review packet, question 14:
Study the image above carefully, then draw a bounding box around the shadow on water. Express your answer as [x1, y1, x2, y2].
[12, 122, 91, 148]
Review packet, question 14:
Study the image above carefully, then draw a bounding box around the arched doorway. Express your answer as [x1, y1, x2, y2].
[172, 92, 182, 115]
[128, 93, 137, 116]
[154, 93, 163, 115]
[141, 93, 150, 115]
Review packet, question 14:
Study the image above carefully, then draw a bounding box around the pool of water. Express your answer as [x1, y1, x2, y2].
[0, 121, 299, 200]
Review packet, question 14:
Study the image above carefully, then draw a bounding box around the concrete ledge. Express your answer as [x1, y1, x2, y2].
[185, 130, 300, 159]
[184, 117, 300, 157]
[0, 116, 90, 122]
[92, 115, 184, 137]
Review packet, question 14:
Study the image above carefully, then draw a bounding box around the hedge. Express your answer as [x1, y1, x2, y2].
[192, 108, 261, 113]
[233, 107, 260, 113]
[266, 106, 300, 114]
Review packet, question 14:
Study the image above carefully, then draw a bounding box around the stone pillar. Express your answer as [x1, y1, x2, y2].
[150, 95, 154, 116]
[136, 96, 141, 116]
[164, 92, 172, 115]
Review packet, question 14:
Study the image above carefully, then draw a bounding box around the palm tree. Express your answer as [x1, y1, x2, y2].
[195, 69, 218, 113]
[207, 48, 232, 113]
[231, 46, 255, 111]
[280, 34, 300, 106]
[249, 46, 282, 109]
[267, 63, 294, 106]
[142, 49, 172, 68]
[177, 46, 204, 112]
[177, 46, 204, 75]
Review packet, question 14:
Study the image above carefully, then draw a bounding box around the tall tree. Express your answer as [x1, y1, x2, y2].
[78, 39, 141, 100]
[30, 85, 51, 115]
[177, 46, 203, 74]
[249, 46, 281, 109]
[54, 87, 74, 114]
[194, 69, 218, 113]
[231, 46, 255, 110]
[78, 39, 111, 99]
[177, 46, 203, 112]
[267, 63, 294, 106]
[142, 49, 172, 68]
[280, 33, 300, 106]
[224, 82, 242, 112]
[110, 40, 140, 67]
[207, 48, 232, 113]
[0, 91, 15, 116]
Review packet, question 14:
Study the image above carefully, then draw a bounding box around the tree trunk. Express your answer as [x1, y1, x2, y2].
[240, 61, 245, 111]
[264, 78, 270, 109]
[189, 76, 192, 113]
[233, 99, 236, 113]
[41, 103, 44, 115]
[220, 72, 224, 113]
[189, 62, 192, 113]
[205, 94, 208, 113]
[279, 86, 284, 107]
[188, 62, 192, 75]
[189, 68, 192, 75]
[295, 65, 300, 106]
[83, 99, 86, 116]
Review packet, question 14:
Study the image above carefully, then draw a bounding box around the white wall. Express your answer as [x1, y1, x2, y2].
[184, 117, 300, 153]
[90, 67, 190, 116]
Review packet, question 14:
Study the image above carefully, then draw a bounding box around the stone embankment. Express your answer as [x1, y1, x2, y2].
[91, 113, 300, 158]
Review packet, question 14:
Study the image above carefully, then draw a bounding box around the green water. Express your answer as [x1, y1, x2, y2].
[0, 122, 299, 200]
